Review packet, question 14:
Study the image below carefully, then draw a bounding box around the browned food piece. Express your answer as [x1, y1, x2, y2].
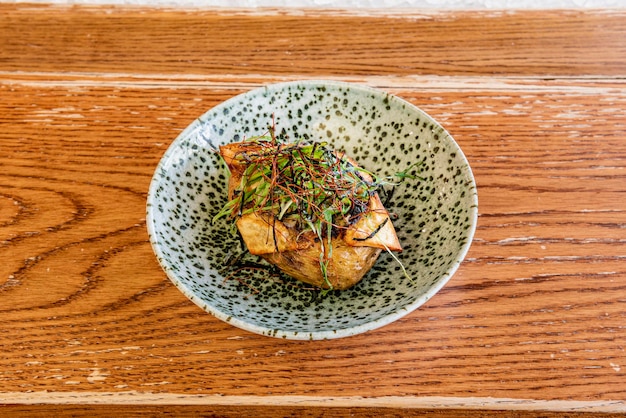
[261, 240, 382, 290]
[219, 140, 401, 290]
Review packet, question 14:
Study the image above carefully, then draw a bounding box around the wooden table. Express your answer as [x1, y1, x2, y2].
[1, 4, 625, 416]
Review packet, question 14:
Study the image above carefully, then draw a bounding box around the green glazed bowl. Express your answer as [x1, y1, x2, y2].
[147, 80, 477, 340]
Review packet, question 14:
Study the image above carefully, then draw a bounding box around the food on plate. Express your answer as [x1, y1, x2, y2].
[214, 131, 412, 290]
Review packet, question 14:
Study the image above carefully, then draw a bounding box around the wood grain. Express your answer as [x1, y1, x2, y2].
[1, 4, 625, 415]
[1, 5, 626, 76]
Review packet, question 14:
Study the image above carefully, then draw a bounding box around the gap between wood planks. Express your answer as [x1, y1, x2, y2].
[1, 393, 625, 412]
[1, 72, 625, 94]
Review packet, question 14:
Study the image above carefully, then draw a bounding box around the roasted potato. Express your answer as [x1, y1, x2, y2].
[217, 138, 401, 290]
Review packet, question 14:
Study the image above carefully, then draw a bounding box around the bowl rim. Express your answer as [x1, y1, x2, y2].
[146, 79, 478, 340]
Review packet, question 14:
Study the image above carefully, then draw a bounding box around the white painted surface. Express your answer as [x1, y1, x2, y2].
[3, 0, 625, 8]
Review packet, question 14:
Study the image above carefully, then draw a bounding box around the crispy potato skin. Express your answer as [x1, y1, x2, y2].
[261, 240, 382, 290]
[219, 141, 400, 290]
[344, 193, 401, 252]
[235, 213, 300, 254]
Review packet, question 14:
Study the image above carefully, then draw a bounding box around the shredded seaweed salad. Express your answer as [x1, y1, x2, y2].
[213, 128, 421, 289]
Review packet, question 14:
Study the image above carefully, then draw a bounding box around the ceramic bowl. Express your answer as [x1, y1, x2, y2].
[147, 80, 477, 340]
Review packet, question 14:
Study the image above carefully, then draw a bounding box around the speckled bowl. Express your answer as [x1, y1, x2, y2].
[147, 80, 477, 340]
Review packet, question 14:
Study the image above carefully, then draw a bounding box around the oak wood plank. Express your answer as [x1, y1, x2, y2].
[1, 77, 625, 404]
[1, 5, 625, 77]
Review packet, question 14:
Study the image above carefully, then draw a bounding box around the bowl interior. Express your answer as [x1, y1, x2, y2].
[147, 80, 477, 340]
